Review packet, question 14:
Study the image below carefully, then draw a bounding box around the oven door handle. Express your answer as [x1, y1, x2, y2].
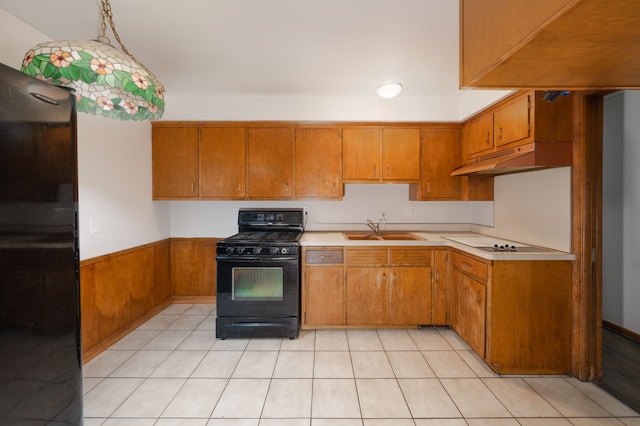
[216, 256, 298, 262]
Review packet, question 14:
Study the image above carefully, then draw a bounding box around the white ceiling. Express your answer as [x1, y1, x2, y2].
[0, 0, 465, 99]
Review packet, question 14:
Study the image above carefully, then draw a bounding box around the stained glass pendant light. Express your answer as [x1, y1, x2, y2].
[21, 0, 165, 120]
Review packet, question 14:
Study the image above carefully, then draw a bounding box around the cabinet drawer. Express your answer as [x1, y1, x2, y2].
[306, 249, 344, 264]
[389, 249, 431, 266]
[452, 251, 487, 283]
[346, 249, 387, 265]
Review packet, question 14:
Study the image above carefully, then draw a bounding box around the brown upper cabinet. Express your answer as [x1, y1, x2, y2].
[409, 127, 461, 201]
[295, 128, 343, 199]
[152, 122, 489, 201]
[462, 90, 573, 162]
[343, 128, 420, 182]
[460, 0, 640, 89]
[467, 113, 494, 157]
[152, 127, 200, 199]
[200, 127, 246, 199]
[247, 128, 294, 199]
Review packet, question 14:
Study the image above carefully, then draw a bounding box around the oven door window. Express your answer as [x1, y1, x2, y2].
[232, 267, 284, 301]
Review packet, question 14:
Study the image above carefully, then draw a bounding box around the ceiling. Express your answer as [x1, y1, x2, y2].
[0, 0, 464, 99]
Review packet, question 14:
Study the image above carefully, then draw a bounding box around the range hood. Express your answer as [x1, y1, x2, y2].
[451, 141, 572, 176]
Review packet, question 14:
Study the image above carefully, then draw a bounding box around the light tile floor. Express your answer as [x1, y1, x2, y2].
[83, 304, 640, 426]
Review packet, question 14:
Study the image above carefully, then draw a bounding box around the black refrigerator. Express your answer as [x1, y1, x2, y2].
[0, 63, 82, 424]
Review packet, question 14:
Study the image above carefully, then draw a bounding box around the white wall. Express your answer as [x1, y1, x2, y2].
[602, 91, 640, 333]
[163, 90, 510, 123]
[169, 185, 493, 238]
[602, 92, 624, 326]
[472, 167, 572, 251]
[77, 117, 170, 259]
[459, 89, 513, 121]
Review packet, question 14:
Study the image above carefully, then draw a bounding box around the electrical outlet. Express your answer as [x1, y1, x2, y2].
[402, 206, 417, 216]
[303, 206, 309, 225]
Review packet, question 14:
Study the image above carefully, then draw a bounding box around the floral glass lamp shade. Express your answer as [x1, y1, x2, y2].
[20, 0, 165, 121]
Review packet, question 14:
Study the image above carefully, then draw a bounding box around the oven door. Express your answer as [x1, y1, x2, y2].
[216, 254, 299, 319]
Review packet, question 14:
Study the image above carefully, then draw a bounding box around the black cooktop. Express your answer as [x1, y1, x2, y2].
[221, 231, 302, 243]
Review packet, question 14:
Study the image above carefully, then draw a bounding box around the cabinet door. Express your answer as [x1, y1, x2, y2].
[342, 128, 381, 181]
[453, 270, 486, 357]
[421, 128, 461, 199]
[304, 266, 345, 326]
[346, 267, 387, 325]
[388, 266, 431, 325]
[200, 127, 246, 199]
[467, 113, 494, 157]
[170, 239, 216, 297]
[295, 128, 343, 199]
[431, 250, 450, 325]
[247, 128, 294, 198]
[494, 93, 531, 149]
[382, 128, 421, 180]
[152, 127, 199, 199]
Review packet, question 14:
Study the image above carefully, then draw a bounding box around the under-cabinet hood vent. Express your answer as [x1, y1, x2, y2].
[451, 141, 572, 176]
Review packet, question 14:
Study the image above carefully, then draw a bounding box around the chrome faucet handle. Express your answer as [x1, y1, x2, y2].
[366, 219, 380, 234]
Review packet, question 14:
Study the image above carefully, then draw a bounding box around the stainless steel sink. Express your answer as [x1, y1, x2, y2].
[343, 232, 424, 241]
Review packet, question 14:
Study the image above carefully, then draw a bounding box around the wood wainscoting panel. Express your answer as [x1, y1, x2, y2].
[80, 240, 171, 362]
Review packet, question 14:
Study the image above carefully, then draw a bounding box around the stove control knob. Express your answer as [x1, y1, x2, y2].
[281, 247, 288, 254]
[254, 247, 262, 255]
[236, 247, 245, 255]
[226, 247, 234, 255]
[272, 248, 280, 255]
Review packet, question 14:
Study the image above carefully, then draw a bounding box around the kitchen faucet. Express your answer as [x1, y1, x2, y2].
[366, 219, 380, 234]
[366, 212, 386, 234]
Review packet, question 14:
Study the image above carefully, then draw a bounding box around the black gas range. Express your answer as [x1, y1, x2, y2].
[215, 208, 304, 339]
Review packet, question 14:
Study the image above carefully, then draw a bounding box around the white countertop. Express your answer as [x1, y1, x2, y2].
[300, 231, 575, 261]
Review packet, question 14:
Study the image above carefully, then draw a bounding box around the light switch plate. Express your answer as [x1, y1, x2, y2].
[89, 219, 101, 234]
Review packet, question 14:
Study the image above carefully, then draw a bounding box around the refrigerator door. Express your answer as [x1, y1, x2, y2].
[0, 63, 82, 424]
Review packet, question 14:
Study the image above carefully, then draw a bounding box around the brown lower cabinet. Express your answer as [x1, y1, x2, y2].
[302, 246, 433, 328]
[346, 248, 432, 326]
[302, 247, 346, 326]
[452, 252, 487, 357]
[451, 249, 572, 374]
[170, 238, 217, 298]
[302, 244, 571, 375]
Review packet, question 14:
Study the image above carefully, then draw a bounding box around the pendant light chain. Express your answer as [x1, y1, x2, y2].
[100, 0, 164, 91]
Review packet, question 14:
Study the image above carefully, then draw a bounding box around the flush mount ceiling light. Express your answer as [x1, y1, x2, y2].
[20, 0, 165, 121]
[376, 81, 403, 98]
